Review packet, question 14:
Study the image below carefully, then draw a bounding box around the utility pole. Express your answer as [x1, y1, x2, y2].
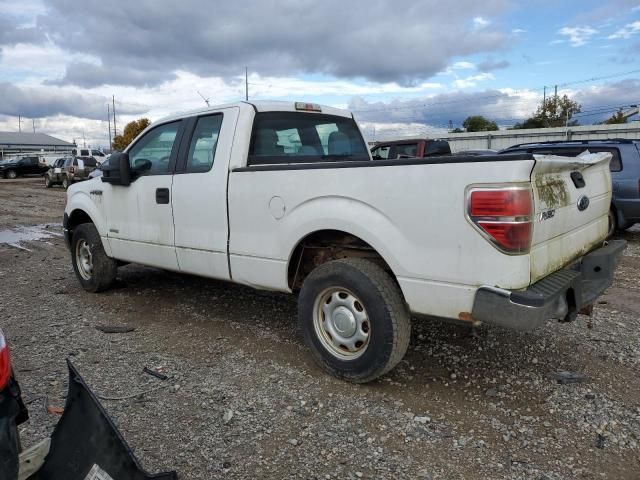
[112, 95, 117, 137]
[245, 67, 249, 101]
[32, 119, 35, 133]
[107, 104, 112, 150]
[554, 85, 557, 98]
[18, 115, 22, 133]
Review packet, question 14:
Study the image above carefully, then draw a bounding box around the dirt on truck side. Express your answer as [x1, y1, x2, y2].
[1, 177, 640, 479]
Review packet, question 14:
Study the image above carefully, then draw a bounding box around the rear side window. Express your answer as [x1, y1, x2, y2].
[581, 148, 622, 172]
[248, 112, 369, 165]
[80, 149, 89, 156]
[83, 158, 97, 167]
[371, 145, 390, 160]
[394, 143, 418, 157]
[186, 114, 223, 173]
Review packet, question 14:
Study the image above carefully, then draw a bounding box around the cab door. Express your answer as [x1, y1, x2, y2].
[101, 120, 185, 271]
[171, 108, 238, 280]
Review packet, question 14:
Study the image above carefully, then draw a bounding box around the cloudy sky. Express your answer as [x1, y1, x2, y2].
[1, 0, 639, 147]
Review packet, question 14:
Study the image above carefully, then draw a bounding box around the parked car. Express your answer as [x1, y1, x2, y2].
[71, 147, 107, 164]
[0, 156, 49, 179]
[371, 138, 451, 159]
[88, 157, 110, 179]
[0, 327, 29, 479]
[45, 156, 98, 189]
[499, 139, 640, 237]
[63, 100, 625, 383]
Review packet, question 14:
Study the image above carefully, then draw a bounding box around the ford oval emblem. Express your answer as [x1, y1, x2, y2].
[577, 195, 590, 211]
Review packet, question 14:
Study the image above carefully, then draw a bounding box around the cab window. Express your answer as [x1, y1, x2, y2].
[248, 112, 369, 165]
[186, 114, 223, 173]
[127, 121, 181, 174]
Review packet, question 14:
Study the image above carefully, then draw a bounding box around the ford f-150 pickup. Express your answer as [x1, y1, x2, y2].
[63, 101, 626, 382]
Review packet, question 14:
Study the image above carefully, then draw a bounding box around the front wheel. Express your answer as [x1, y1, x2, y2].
[298, 258, 411, 383]
[44, 176, 53, 188]
[6, 170, 17, 179]
[71, 223, 117, 293]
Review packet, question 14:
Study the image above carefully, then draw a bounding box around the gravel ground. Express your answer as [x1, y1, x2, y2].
[1, 177, 639, 479]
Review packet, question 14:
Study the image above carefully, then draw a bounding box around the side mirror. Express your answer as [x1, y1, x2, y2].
[101, 152, 131, 186]
[132, 158, 152, 173]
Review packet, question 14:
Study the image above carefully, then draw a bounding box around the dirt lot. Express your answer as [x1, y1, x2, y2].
[1, 177, 639, 479]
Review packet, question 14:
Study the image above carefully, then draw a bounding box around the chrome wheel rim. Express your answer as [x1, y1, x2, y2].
[76, 239, 93, 280]
[313, 287, 370, 360]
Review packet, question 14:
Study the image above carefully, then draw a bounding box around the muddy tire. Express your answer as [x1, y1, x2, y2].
[44, 176, 53, 188]
[6, 170, 17, 179]
[607, 208, 617, 239]
[71, 223, 117, 293]
[62, 176, 70, 189]
[298, 258, 410, 383]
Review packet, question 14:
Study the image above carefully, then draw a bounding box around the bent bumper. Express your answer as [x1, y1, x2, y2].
[472, 240, 627, 331]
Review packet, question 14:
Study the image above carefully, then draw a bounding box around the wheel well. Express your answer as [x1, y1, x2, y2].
[288, 230, 395, 290]
[67, 209, 94, 236]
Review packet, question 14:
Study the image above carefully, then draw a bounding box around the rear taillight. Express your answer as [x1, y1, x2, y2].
[0, 328, 11, 390]
[467, 186, 533, 254]
[69, 167, 75, 174]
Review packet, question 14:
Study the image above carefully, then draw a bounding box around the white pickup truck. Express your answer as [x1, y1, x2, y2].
[63, 101, 626, 382]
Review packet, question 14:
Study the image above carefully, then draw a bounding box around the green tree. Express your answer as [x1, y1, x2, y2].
[112, 118, 151, 151]
[462, 115, 499, 132]
[603, 109, 627, 125]
[513, 95, 581, 129]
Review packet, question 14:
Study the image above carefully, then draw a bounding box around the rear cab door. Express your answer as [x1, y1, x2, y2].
[171, 107, 239, 279]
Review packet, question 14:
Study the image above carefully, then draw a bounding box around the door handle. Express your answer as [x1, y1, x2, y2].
[156, 188, 170, 204]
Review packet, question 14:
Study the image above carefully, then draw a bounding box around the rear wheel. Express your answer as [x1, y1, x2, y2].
[71, 223, 117, 293]
[62, 176, 70, 189]
[607, 208, 617, 239]
[6, 170, 17, 179]
[298, 258, 410, 383]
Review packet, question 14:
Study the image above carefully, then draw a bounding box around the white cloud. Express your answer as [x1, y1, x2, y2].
[453, 72, 495, 88]
[451, 61, 476, 70]
[511, 28, 526, 34]
[473, 16, 490, 29]
[608, 21, 640, 39]
[558, 25, 598, 46]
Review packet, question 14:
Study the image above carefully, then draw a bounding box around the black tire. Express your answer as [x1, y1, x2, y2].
[6, 170, 17, 179]
[607, 208, 617, 239]
[71, 223, 117, 293]
[44, 176, 53, 188]
[62, 176, 70, 189]
[298, 258, 410, 383]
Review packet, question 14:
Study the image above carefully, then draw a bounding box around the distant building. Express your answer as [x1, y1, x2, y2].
[0, 132, 75, 160]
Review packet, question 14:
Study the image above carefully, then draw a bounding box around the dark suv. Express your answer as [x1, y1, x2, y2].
[500, 139, 640, 236]
[0, 156, 49, 179]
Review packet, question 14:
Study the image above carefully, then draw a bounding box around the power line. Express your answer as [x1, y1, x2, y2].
[350, 68, 640, 115]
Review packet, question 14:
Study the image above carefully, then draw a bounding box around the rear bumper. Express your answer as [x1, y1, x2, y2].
[472, 240, 627, 331]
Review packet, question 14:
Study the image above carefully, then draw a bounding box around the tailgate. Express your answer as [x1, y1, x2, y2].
[530, 151, 612, 283]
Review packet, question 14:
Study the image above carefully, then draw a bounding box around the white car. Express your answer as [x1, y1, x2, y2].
[63, 101, 625, 382]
